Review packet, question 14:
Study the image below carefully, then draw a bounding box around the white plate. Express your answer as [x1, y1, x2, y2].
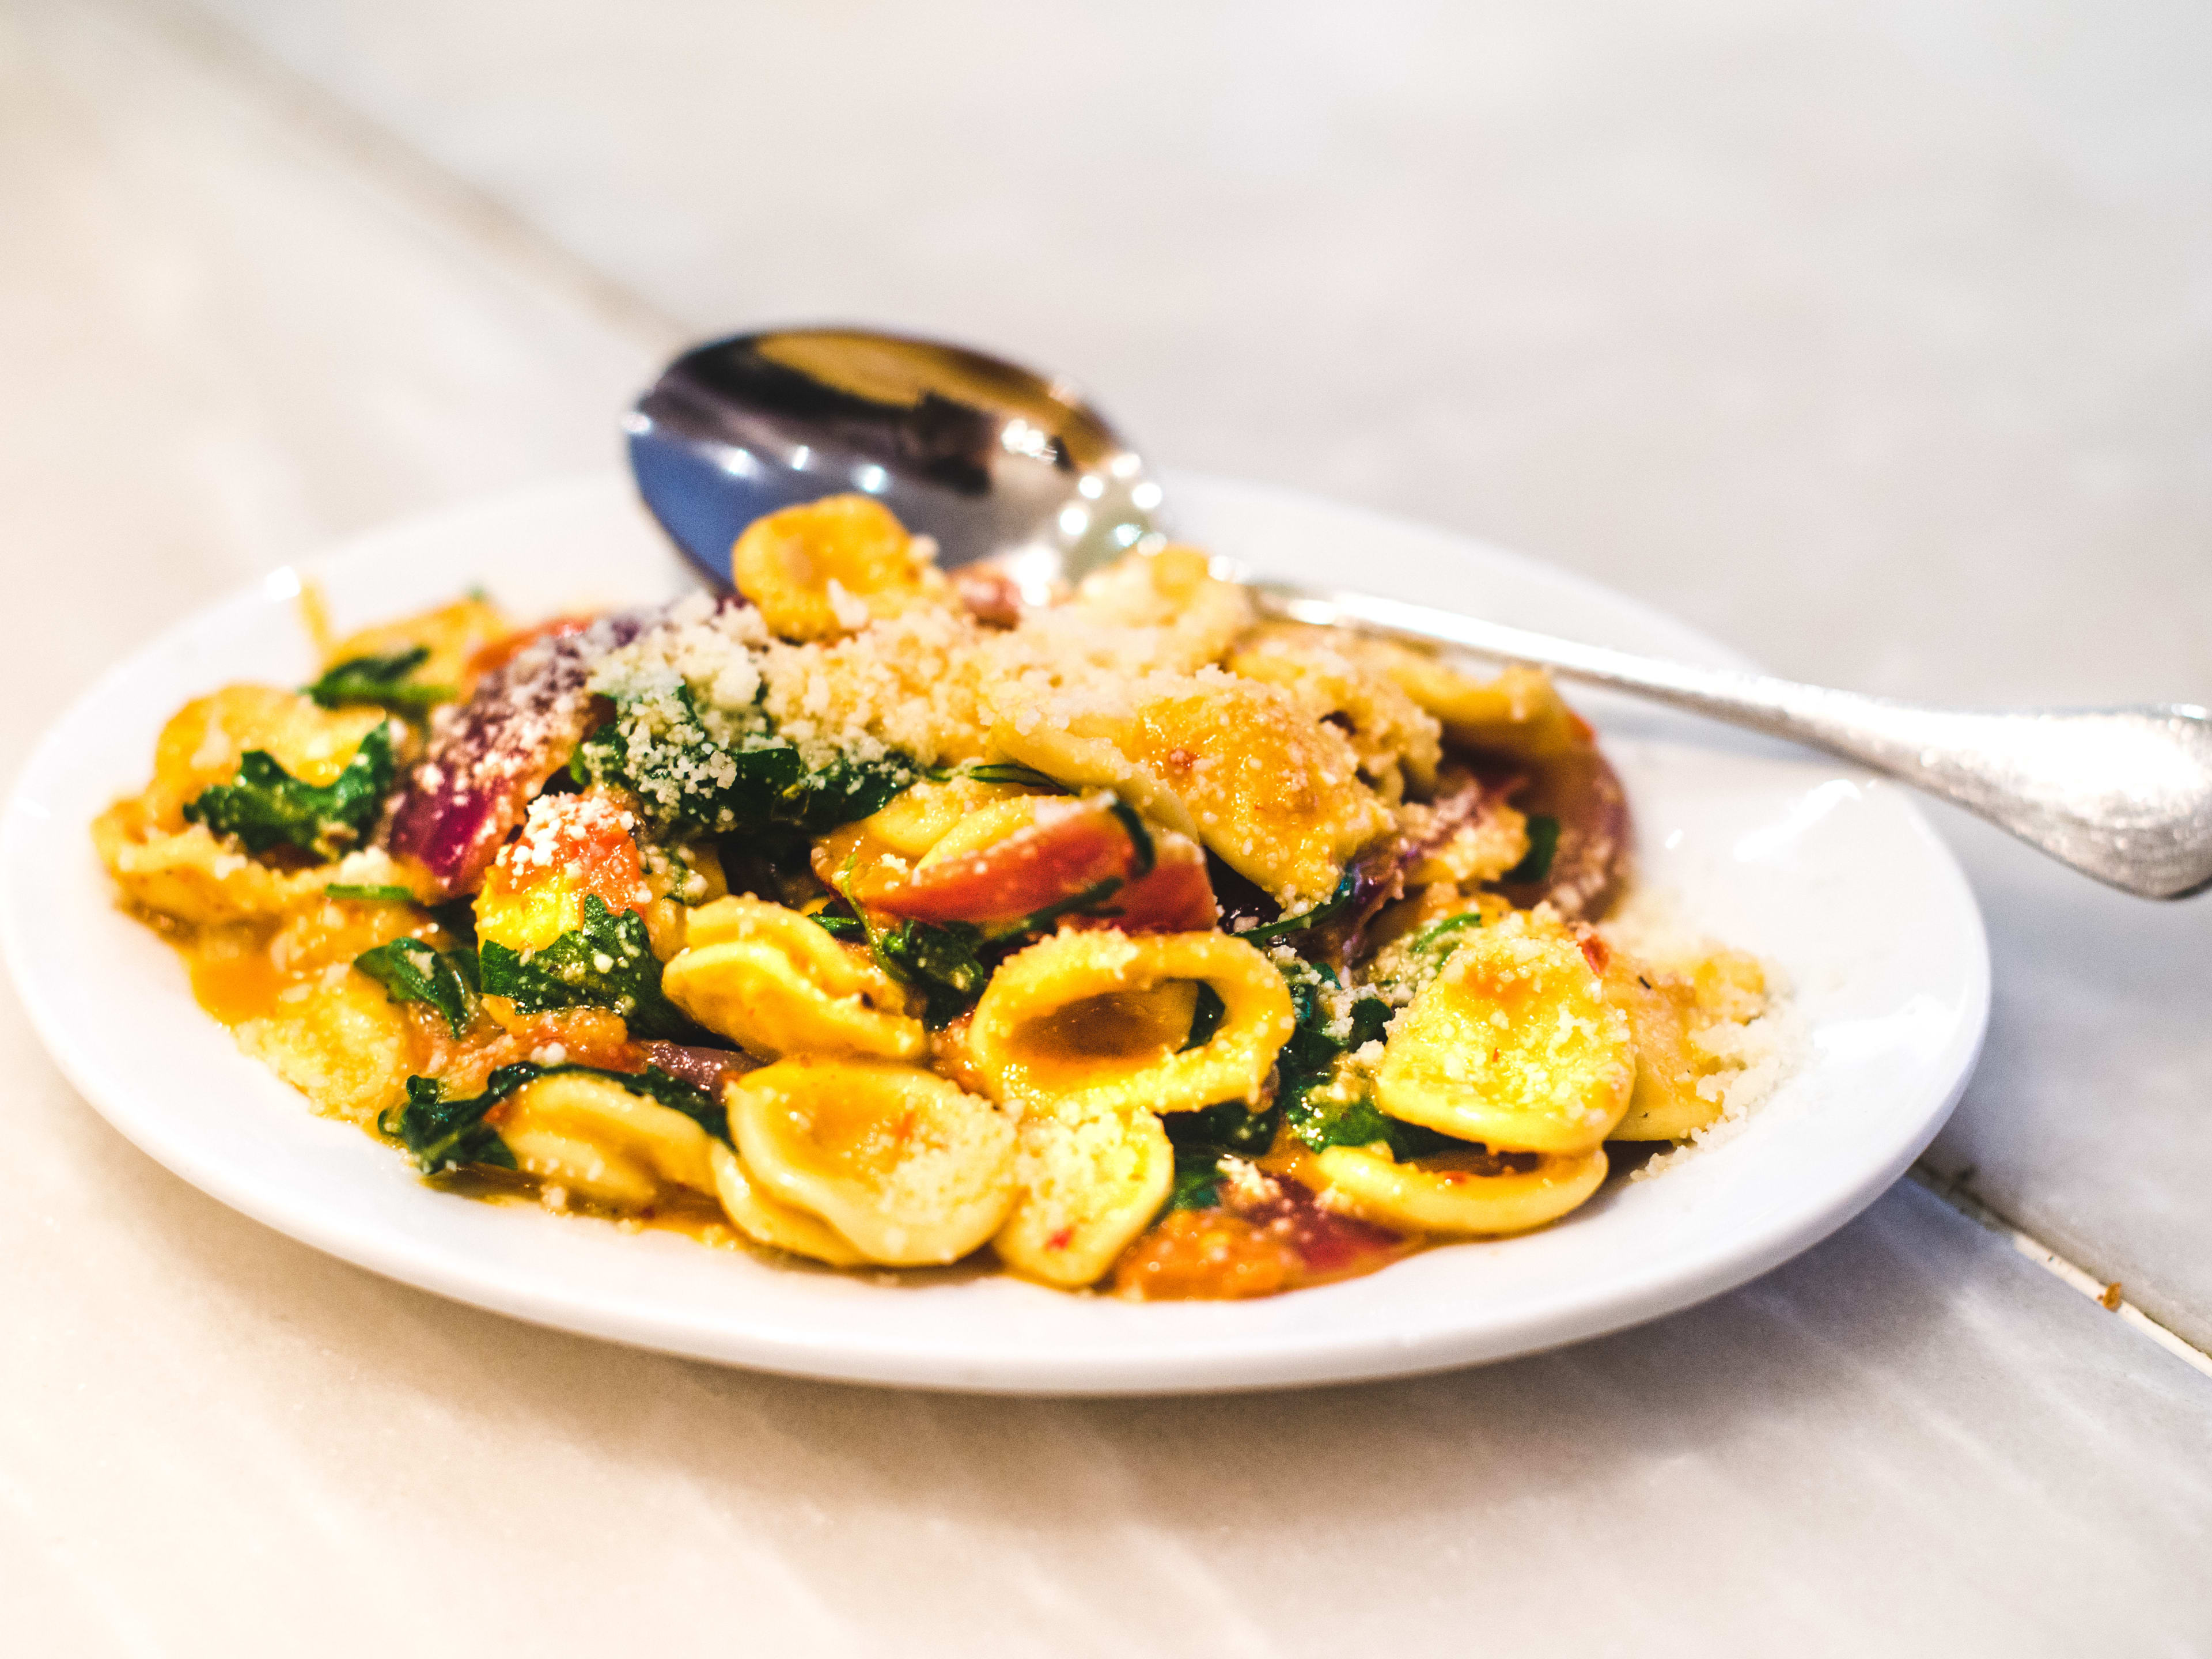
[0, 474, 1988, 1394]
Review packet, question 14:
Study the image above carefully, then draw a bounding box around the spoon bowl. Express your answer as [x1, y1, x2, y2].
[627, 327, 1157, 601]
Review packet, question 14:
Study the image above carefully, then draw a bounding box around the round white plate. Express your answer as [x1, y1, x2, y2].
[1, 474, 1987, 1394]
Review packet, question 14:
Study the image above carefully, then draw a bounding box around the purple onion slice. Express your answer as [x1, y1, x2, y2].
[386, 612, 647, 896]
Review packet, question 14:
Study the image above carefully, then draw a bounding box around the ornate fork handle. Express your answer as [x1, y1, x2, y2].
[1252, 581, 2212, 901]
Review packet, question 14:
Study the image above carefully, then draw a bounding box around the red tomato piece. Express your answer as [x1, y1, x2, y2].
[872, 798, 1134, 927]
[476, 791, 653, 950]
[1076, 833, 1217, 934]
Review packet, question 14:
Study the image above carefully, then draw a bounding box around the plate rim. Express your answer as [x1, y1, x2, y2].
[0, 471, 1991, 1394]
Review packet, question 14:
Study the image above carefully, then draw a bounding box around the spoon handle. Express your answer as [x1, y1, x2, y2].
[1251, 580, 2212, 900]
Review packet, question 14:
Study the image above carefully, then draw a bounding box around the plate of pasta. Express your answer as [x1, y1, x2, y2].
[1, 473, 1987, 1392]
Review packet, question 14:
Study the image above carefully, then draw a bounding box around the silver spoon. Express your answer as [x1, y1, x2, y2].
[627, 327, 2212, 900]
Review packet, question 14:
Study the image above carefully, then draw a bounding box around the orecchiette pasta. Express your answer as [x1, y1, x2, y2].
[662, 896, 926, 1062]
[1313, 1143, 1609, 1236]
[733, 493, 950, 642]
[726, 1057, 1017, 1265]
[1374, 912, 1635, 1154]
[994, 1105, 1175, 1287]
[967, 930, 1294, 1117]
[707, 1139, 867, 1267]
[98, 491, 1786, 1300]
[497, 1071, 718, 1210]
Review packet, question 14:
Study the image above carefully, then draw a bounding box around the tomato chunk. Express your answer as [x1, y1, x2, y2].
[873, 797, 1134, 927]
[1083, 834, 1217, 933]
[475, 790, 653, 952]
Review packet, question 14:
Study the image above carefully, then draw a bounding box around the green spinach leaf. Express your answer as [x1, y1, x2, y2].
[954, 762, 1067, 793]
[476, 894, 697, 1039]
[1272, 958, 1448, 1157]
[876, 917, 988, 1027]
[577, 682, 913, 843]
[353, 937, 480, 1037]
[1501, 813, 1560, 885]
[1165, 1146, 1228, 1211]
[1239, 868, 1358, 946]
[325, 882, 415, 903]
[381, 1069, 525, 1174]
[1181, 983, 1227, 1051]
[305, 646, 455, 718]
[182, 724, 393, 860]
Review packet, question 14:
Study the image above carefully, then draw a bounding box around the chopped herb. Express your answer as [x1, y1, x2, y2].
[1406, 908, 1482, 955]
[1502, 813, 1560, 885]
[381, 1069, 523, 1174]
[1272, 957, 1445, 1157]
[577, 682, 912, 844]
[1009, 874, 1125, 934]
[957, 762, 1067, 793]
[876, 918, 988, 1027]
[1166, 1148, 1226, 1211]
[808, 910, 868, 943]
[1181, 983, 1227, 1051]
[305, 646, 455, 718]
[1402, 909, 1484, 979]
[182, 724, 393, 860]
[476, 893, 698, 1040]
[1239, 869, 1358, 945]
[1104, 800, 1155, 876]
[325, 882, 415, 903]
[354, 937, 480, 1037]
[378, 1060, 724, 1174]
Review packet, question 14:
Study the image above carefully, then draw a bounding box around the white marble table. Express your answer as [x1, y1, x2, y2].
[5, 1, 2208, 1650]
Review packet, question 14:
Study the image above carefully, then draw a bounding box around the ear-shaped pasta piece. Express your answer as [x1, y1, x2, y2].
[497, 1072, 718, 1210]
[967, 930, 1293, 1116]
[993, 1105, 1174, 1287]
[1226, 626, 1442, 801]
[1374, 912, 1634, 1154]
[860, 775, 1035, 860]
[707, 1139, 866, 1266]
[732, 494, 950, 642]
[1313, 1143, 1608, 1236]
[93, 809, 334, 925]
[728, 1058, 1017, 1266]
[914, 796, 1048, 866]
[663, 896, 924, 1061]
[234, 969, 417, 1125]
[1600, 957, 1714, 1142]
[994, 675, 1391, 911]
[1346, 645, 1586, 763]
[1606, 948, 1772, 1141]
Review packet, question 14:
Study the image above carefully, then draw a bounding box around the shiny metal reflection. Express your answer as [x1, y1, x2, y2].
[627, 325, 1154, 601]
